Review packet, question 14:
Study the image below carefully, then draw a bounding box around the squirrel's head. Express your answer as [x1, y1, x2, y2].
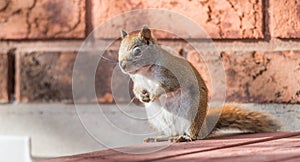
[118, 26, 159, 75]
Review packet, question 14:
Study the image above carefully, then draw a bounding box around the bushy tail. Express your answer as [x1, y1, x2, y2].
[206, 103, 282, 133]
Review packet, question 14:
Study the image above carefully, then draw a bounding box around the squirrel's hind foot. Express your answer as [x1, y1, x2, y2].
[144, 136, 169, 142]
[144, 135, 195, 143]
[168, 135, 194, 142]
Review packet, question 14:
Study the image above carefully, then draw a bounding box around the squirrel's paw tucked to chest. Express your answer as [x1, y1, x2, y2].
[133, 87, 156, 103]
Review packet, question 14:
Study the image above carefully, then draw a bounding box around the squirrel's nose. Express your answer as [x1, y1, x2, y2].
[120, 60, 126, 70]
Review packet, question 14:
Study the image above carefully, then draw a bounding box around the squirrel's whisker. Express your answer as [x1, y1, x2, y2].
[125, 97, 136, 107]
[100, 55, 119, 64]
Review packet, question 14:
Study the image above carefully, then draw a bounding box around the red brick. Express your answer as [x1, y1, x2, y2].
[15, 50, 118, 103]
[0, 53, 10, 103]
[13, 43, 300, 104]
[92, 0, 263, 39]
[270, 0, 300, 38]
[0, 0, 85, 39]
[188, 50, 300, 103]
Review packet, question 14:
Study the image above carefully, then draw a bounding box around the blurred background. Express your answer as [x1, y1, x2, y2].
[0, 0, 300, 159]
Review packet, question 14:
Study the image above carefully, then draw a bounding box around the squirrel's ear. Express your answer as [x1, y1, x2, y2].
[139, 26, 152, 40]
[120, 29, 127, 39]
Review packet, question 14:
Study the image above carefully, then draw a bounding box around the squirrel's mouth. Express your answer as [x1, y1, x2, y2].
[127, 65, 154, 74]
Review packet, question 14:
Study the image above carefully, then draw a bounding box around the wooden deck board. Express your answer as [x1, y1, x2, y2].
[39, 131, 300, 162]
[164, 135, 300, 162]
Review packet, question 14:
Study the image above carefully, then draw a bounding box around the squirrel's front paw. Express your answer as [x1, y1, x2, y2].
[140, 89, 151, 103]
[134, 88, 151, 103]
[134, 88, 157, 103]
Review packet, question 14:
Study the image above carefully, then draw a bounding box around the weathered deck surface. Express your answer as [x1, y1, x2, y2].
[40, 131, 300, 162]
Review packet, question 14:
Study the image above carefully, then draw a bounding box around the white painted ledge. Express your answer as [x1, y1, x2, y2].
[0, 103, 299, 158]
[0, 136, 32, 162]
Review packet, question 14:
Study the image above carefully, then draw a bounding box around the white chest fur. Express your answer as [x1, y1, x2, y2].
[131, 74, 192, 137]
[131, 74, 159, 93]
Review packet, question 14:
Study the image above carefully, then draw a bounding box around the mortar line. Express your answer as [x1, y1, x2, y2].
[263, 0, 271, 41]
[7, 48, 16, 103]
[1, 39, 300, 52]
[85, 0, 94, 40]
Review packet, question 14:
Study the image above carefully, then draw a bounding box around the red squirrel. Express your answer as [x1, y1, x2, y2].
[118, 26, 281, 142]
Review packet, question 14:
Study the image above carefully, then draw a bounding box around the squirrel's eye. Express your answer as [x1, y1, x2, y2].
[133, 47, 142, 57]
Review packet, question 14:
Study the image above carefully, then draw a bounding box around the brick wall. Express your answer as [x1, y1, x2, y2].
[0, 0, 299, 103]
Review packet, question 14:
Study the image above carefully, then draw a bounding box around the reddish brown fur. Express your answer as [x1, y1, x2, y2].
[188, 62, 208, 139]
[207, 103, 281, 133]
